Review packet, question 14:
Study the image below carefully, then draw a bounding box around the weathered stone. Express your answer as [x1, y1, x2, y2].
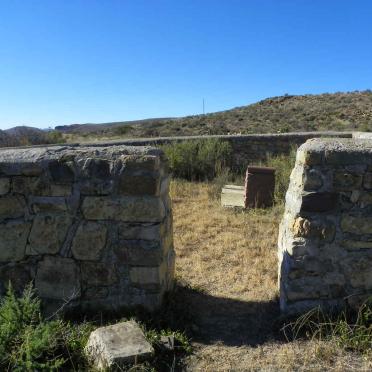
[303, 169, 323, 191]
[286, 277, 326, 301]
[296, 146, 323, 166]
[301, 192, 337, 212]
[48, 160, 75, 184]
[341, 255, 372, 289]
[341, 215, 372, 234]
[80, 180, 114, 195]
[159, 335, 175, 351]
[50, 184, 72, 196]
[0, 178, 10, 195]
[0, 221, 31, 262]
[118, 223, 163, 241]
[117, 173, 159, 196]
[82, 196, 165, 222]
[0, 155, 43, 175]
[341, 240, 372, 250]
[71, 221, 107, 260]
[12, 176, 49, 195]
[115, 240, 162, 266]
[129, 266, 164, 286]
[350, 190, 360, 203]
[35, 256, 81, 299]
[31, 197, 68, 213]
[121, 155, 160, 172]
[358, 192, 372, 207]
[81, 158, 111, 179]
[0, 195, 25, 220]
[333, 171, 362, 191]
[26, 215, 71, 255]
[81, 262, 117, 286]
[85, 320, 154, 369]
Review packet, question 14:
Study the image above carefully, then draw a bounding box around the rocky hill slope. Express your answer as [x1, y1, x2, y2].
[55, 91, 372, 138]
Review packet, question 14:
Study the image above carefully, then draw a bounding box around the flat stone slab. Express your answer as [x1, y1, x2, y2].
[85, 320, 154, 370]
[221, 184, 245, 207]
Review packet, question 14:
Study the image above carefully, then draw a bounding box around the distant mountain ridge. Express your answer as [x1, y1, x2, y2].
[55, 91, 372, 138]
[2, 91, 372, 146]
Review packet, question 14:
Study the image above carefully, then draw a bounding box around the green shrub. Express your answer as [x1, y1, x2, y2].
[161, 138, 233, 180]
[45, 130, 66, 144]
[0, 283, 92, 370]
[264, 147, 297, 203]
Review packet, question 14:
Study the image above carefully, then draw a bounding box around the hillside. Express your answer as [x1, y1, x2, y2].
[56, 91, 372, 139]
[0, 127, 55, 147]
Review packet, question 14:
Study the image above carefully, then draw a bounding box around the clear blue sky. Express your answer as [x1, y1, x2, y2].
[1, 0, 372, 129]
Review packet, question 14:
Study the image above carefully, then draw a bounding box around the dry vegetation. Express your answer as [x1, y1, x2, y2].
[170, 180, 372, 371]
[58, 91, 372, 140]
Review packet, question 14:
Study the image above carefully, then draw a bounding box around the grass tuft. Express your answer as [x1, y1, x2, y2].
[282, 299, 372, 354]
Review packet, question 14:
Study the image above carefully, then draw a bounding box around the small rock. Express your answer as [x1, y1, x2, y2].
[85, 320, 154, 370]
[159, 335, 175, 351]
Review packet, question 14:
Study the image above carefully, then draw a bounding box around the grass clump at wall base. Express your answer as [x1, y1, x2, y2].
[161, 138, 233, 181]
[283, 299, 372, 355]
[0, 284, 92, 370]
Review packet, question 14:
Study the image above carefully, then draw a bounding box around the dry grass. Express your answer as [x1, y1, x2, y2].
[170, 180, 372, 371]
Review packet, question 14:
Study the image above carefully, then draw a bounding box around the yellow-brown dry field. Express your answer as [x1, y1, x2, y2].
[170, 180, 372, 371]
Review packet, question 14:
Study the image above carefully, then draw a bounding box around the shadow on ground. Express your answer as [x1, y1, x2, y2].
[161, 283, 282, 347]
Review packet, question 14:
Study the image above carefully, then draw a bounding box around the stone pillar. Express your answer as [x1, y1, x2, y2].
[278, 138, 372, 314]
[0, 144, 175, 313]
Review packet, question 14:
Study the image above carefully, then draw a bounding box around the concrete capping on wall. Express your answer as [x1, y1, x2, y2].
[0, 144, 174, 314]
[278, 138, 372, 315]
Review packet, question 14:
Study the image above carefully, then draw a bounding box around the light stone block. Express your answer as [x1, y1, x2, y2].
[85, 320, 154, 370]
[0, 221, 31, 262]
[71, 221, 107, 260]
[82, 196, 165, 222]
[26, 215, 72, 255]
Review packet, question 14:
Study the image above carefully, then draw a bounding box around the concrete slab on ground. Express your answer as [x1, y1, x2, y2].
[221, 185, 245, 208]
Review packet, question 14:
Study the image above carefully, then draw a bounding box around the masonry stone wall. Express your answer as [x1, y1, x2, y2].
[278, 138, 372, 314]
[0, 144, 174, 314]
[82, 131, 352, 170]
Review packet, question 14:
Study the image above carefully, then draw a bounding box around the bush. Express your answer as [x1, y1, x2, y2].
[113, 125, 133, 136]
[0, 283, 92, 370]
[162, 138, 233, 180]
[264, 147, 297, 203]
[45, 130, 66, 144]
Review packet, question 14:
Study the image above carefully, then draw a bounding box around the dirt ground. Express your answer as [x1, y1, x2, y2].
[170, 180, 372, 371]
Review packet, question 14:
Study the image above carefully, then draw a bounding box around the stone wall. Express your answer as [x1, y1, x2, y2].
[278, 138, 372, 314]
[82, 131, 352, 170]
[0, 144, 174, 314]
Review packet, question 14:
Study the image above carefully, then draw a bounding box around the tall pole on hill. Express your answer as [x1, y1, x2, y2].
[203, 98, 205, 115]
